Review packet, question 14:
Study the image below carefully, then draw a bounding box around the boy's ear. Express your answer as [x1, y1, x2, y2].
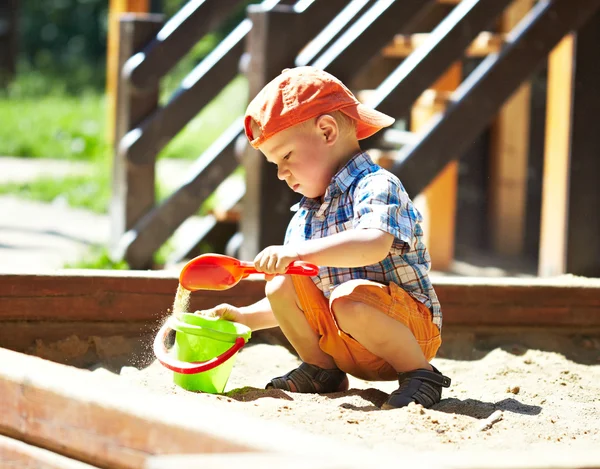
[315, 114, 338, 144]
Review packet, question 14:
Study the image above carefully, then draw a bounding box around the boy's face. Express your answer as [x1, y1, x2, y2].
[258, 119, 340, 199]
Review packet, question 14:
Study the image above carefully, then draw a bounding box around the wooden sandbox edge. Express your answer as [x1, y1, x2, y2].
[0, 347, 386, 469]
[0, 270, 598, 327]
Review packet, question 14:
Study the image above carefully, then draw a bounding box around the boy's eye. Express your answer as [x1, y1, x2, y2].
[283, 153, 291, 161]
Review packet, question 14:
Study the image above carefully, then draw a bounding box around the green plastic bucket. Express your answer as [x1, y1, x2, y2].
[153, 313, 251, 393]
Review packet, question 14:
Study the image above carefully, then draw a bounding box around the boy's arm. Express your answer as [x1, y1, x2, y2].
[238, 297, 278, 330]
[296, 228, 393, 268]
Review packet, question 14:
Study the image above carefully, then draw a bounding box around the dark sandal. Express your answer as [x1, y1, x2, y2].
[382, 365, 451, 409]
[266, 362, 349, 393]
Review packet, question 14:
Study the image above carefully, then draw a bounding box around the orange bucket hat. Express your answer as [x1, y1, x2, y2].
[244, 66, 395, 149]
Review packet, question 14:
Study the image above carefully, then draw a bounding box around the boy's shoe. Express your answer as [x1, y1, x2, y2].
[266, 362, 349, 393]
[381, 365, 451, 410]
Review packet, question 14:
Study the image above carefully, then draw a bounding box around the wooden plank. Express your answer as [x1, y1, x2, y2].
[0, 348, 359, 469]
[241, 2, 345, 259]
[122, 26, 244, 165]
[365, 0, 513, 119]
[0, 270, 263, 322]
[311, 0, 436, 84]
[106, 0, 150, 145]
[410, 63, 462, 271]
[538, 36, 574, 277]
[111, 15, 163, 259]
[0, 434, 100, 469]
[564, 8, 600, 277]
[296, 0, 375, 68]
[118, 119, 242, 268]
[127, 0, 242, 89]
[1, 272, 599, 330]
[488, 0, 534, 257]
[386, 0, 600, 198]
[382, 31, 504, 58]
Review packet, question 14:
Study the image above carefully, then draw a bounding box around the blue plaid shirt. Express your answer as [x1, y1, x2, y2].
[284, 151, 442, 330]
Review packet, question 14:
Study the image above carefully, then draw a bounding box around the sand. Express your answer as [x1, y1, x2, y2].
[118, 333, 600, 453]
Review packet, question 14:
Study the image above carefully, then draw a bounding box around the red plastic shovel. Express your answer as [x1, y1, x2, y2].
[179, 253, 319, 291]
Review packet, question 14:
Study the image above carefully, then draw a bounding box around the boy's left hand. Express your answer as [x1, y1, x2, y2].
[253, 244, 300, 278]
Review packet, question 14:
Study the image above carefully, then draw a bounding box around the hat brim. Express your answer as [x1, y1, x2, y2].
[340, 104, 395, 140]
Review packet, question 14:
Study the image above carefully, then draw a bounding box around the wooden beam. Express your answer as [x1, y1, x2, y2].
[365, 0, 514, 119]
[538, 35, 574, 277]
[488, 0, 534, 257]
[0, 434, 101, 469]
[0, 348, 362, 469]
[126, 0, 241, 89]
[241, 2, 345, 259]
[111, 14, 163, 262]
[311, 0, 437, 84]
[410, 63, 462, 271]
[121, 18, 246, 166]
[106, 0, 150, 145]
[382, 31, 504, 58]
[0, 272, 599, 333]
[540, 8, 600, 277]
[117, 119, 242, 268]
[386, 0, 600, 198]
[564, 8, 600, 277]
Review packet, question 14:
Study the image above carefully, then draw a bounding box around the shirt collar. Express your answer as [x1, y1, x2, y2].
[292, 151, 374, 211]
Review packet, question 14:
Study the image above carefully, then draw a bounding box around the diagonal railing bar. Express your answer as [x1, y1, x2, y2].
[296, 0, 374, 67]
[311, 0, 437, 83]
[365, 0, 514, 117]
[125, 0, 244, 90]
[389, 0, 600, 197]
[116, 118, 244, 268]
[121, 0, 288, 166]
[117, 1, 347, 267]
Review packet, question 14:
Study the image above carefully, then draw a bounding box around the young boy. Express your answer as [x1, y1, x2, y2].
[198, 66, 450, 409]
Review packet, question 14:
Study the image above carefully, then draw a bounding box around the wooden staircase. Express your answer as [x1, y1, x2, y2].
[110, 0, 600, 277]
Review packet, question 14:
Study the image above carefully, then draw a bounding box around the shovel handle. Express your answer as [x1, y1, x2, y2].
[240, 260, 319, 276]
[153, 321, 246, 375]
[284, 261, 319, 276]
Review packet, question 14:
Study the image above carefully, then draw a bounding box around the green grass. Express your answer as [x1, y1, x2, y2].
[0, 71, 248, 162]
[0, 92, 108, 160]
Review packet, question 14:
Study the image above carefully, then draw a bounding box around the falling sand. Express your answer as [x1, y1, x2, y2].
[172, 283, 191, 316]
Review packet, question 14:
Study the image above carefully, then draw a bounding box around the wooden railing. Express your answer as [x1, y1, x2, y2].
[111, 0, 600, 278]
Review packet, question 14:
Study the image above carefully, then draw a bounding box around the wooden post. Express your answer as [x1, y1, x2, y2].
[488, 0, 534, 256]
[411, 63, 462, 271]
[241, 6, 303, 260]
[0, 0, 17, 87]
[538, 36, 574, 277]
[564, 8, 600, 277]
[110, 14, 163, 261]
[539, 9, 600, 277]
[106, 0, 150, 145]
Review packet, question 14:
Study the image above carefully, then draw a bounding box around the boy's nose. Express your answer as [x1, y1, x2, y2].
[277, 166, 289, 181]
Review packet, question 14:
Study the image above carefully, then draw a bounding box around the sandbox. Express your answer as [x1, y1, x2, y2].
[1, 270, 599, 468]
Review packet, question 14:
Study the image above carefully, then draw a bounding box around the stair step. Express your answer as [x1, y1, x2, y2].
[382, 31, 504, 58]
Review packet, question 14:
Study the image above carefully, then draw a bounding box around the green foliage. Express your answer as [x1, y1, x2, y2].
[19, 0, 109, 92]
[64, 247, 129, 270]
[0, 87, 108, 160]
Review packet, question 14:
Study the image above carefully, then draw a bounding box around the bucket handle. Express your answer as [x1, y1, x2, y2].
[153, 321, 246, 375]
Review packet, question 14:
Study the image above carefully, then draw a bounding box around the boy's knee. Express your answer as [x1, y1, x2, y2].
[265, 274, 295, 301]
[330, 295, 366, 334]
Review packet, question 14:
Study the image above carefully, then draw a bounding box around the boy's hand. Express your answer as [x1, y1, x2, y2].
[194, 303, 245, 325]
[253, 244, 300, 277]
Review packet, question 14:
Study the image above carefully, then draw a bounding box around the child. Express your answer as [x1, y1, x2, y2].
[198, 66, 450, 409]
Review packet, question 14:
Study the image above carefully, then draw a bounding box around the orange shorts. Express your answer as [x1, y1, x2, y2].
[292, 275, 442, 381]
